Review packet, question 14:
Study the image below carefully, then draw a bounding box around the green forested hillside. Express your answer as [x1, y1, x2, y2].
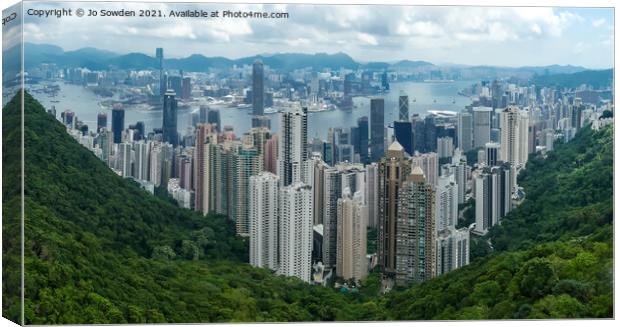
[382, 126, 614, 319]
[1, 92, 614, 323]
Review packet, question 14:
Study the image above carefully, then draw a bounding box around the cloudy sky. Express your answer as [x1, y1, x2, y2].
[20, 2, 614, 68]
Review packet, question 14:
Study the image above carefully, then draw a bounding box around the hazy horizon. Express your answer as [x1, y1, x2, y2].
[13, 2, 614, 69]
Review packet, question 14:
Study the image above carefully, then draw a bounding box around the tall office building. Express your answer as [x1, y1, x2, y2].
[370, 98, 385, 162]
[411, 114, 426, 153]
[162, 90, 178, 146]
[156, 48, 164, 97]
[398, 92, 409, 121]
[252, 60, 264, 117]
[424, 115, 437, 152]
[378, 141, 411, 278]
[473, 107, 492, 148]
[436, 227, 470, 276]
[249, 172, 279, 271]
[457, 111, 473, 152]
[207, 108, 222, 132]
[395, 167, 436, 285]
[182, 77, 191, 99]
[278, 107, 308, 186]
[97, 112, 107, 132]
[365, 163, 379, 228]
[278, 182, 313, 283]
[336, 189, 368, 281]
[394, 121, 413, 156]
[111, 103, 125, 144]
[357, 116, 369, 163]
[411, 152, 438, 188]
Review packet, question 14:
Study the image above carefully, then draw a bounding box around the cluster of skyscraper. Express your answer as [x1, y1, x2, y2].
[55, 47, 612, 288]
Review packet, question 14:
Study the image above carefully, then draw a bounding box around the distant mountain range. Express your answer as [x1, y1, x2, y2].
[8, 42, 607, 79]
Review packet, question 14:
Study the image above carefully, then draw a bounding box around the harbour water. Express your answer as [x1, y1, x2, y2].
[30, 80, 474, 139]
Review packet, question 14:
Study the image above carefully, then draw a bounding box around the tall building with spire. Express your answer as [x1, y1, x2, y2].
[377, 141, 411, 278]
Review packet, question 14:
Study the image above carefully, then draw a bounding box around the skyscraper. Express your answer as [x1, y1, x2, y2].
[370, 98, 385, 162]
[278, 107, 308, 187]
[234, 147, 261, 236]
[336, 189, 368, 281]
[398, 92, 409, 121]
[435, 174, 458, 232]
[194, 124, 216, 214]
[252, 60, 264, 117]
[249, 172, 279, 271]
[395, 166, 436, 285]
[500, 106, 529, 191]
[162, 90, 178, 146]
[457, 111, 473, 152]
[378, 141, 411, 278]
[365, 163, 379, 228]
[133, 141, 149, 181]
[264, 135, 278, 175]
[473, 107, 492, 148]
[156, 47, 164, 97]
[118, 143, 133, 177]
[394, 121, 413, 156]
[474, 164, 512, 235]
[111, 103, 124, 144]
[424, 114, 437, 152]
[356, 116, 369, 163]
[207, 108, 222, 132]
[321, 163, 366, 270]
[97, 112, 107, 132]
[278, 182, 313, 283]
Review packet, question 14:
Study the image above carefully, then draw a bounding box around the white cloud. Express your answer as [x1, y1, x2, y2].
[16, 2, 612, 67]
[357, 33, 378, 46]
[592, 18, 606, 27]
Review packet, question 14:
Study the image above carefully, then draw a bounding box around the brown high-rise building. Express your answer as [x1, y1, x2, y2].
[377, 141, 411, 278]
[194, 123, 217, 214]
[264, 135, 278, 175]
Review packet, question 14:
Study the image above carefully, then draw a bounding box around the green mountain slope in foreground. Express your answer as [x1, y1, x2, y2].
[2, 92, 613, 324]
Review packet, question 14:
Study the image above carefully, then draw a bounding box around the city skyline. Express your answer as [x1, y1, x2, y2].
[18, 3, 614, 69]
